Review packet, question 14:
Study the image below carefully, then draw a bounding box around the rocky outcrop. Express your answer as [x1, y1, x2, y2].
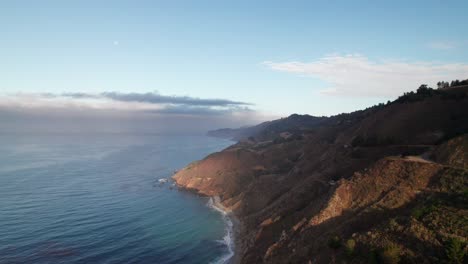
[312, 157, 442, 223]
[173, 147, 263, 197]
[432, 135, 468, 169]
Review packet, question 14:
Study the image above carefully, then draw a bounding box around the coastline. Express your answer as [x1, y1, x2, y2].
[172, 179, 243, 264]
[207, 196, 242, 264]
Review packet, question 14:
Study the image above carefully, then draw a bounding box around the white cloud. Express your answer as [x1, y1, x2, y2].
[427, 41, 457, 50]
[263, 54, 468, 97]
[0, 93, 164, 112]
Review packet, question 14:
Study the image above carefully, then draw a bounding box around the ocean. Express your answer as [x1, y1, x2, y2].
[0, 134, 234, 264]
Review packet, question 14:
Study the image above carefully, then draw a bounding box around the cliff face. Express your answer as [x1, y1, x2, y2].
[173, 147, 263, 198]
[173, 86, 468, 263]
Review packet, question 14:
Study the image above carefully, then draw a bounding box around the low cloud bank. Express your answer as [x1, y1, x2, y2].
[53, 92, 252, 107]
[0, 92, 266, 134]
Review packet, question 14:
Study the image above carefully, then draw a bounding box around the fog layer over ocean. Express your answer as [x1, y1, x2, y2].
[0, 134, 233, 264]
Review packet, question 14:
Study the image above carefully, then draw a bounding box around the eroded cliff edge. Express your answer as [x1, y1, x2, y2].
[174, 85, 468, 263]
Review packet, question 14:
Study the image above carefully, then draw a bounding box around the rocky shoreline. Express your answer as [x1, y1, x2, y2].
[208, 196, 243, 264]
[173, 182, 244, 264]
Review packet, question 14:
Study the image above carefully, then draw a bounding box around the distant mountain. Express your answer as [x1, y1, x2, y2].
[207, 114, 328, 141]
[176, 83, 468, 264]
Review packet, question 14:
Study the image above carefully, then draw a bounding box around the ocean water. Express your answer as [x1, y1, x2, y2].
[0, 134, 233, 264]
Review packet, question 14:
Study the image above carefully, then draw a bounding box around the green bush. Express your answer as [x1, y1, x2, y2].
[411, 207, 425, 219]
[411, 204, 437, 220]
[445, 238, 465, 264]
[380, 242, 401, 264]
[327, 235, 341, 249]
[345, 239, 356, 256]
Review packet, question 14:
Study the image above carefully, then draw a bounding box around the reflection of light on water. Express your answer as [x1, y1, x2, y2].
[0, 143, 118, 173]
[0, 135, 234, 263]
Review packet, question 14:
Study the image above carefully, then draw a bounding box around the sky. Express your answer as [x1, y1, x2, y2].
[1, 0, 468, 133]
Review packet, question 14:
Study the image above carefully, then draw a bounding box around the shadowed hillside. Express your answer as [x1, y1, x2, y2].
[207, 114, 328, 141]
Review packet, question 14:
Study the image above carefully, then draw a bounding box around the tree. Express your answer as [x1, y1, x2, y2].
[416, 84, 431, 94]
[437, 81, 449, 89]
[451, 80, 460, 87]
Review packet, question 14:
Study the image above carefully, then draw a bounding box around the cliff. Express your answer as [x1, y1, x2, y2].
[174, 85, 468, 263]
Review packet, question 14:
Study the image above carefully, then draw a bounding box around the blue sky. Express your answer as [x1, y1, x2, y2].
[1, 0, 468, 121]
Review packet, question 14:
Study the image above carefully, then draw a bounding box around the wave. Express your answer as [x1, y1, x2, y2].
[207, 197, 235, 264]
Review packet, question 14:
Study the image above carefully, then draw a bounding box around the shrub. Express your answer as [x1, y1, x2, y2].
[411, 207, 425, 219]
[411, 204, 437, 220]
[368, 249, 379, 264]
[345, 239, 356, 256]
[327, 235, 341, 249]
[389, 218, 399, 230]
[445, 238, 465, 264]
[380, 242, 401, 264]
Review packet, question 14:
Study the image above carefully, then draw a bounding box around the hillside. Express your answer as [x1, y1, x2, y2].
[207, 114, 328, 141]
[174, 85, 468, 263]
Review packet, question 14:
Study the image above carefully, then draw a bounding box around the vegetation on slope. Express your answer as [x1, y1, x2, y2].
[175, 81, 468, 263]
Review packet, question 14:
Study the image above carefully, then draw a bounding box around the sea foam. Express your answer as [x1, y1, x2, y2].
[207, 197, 235, 264]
